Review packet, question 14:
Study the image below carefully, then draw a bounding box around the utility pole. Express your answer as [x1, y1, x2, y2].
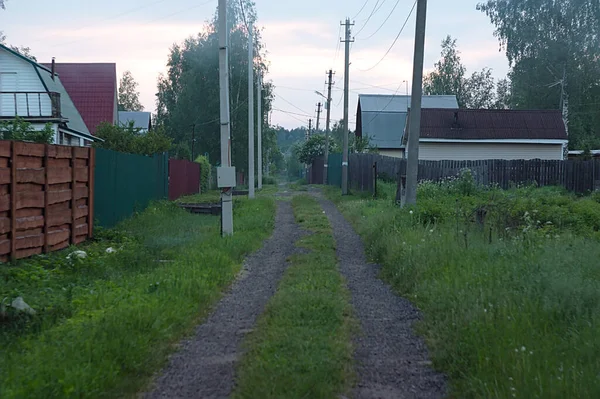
[218, 0, 234, 235]
[257, 72, 263, 189]
[308, 118, 312, 140]
[323, 69, 334, 184]
[315, 102, 322, 132]
[248, 22, 255, 199]
[341, 18, 354, 195]
[403, 0, 428, 206]
[191, 123, 196, 161]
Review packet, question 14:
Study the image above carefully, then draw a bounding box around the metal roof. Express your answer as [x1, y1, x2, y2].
[357, 94, 458, 149]
[418, 108, 568, 140]
[118, 111, 151, 131]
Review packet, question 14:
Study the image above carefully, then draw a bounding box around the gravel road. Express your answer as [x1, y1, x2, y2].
[145, 201, 303, 399]
[317, 195, 447, 399]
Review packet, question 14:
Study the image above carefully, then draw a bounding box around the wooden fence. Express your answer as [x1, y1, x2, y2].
[344, 153, 600, 194]
[168, 159, 200, 200]
[0, 142, 94, 262]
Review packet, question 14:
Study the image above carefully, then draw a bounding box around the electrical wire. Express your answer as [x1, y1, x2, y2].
[363, 81, 408, 128]
[271, 109, 308, 124]
[276, 94, 312, 115]
[331, 24, 343, 68]
[239, 0, 250, 32]
[272, 108, 312, 118]
[354, 0, 385, 37]
[352, 0, 371, 20]
[357, 0, 416, 72]
[357, 0, 401, 41]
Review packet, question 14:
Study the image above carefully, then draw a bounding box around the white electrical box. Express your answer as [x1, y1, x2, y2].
[217, 166, 236, 188]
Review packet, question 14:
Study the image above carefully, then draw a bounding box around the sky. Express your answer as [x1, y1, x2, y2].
[1, 0, 510, 130]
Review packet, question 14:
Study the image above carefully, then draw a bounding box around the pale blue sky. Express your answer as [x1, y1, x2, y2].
[1, 0, 509, 129]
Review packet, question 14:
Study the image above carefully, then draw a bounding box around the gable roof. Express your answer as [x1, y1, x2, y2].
[118, 111, 151, 130]
[41, 63, 117, 135]
[0, 43, 52, 73]
[356, 94, 459, 149]
[411, 108, 568, 142]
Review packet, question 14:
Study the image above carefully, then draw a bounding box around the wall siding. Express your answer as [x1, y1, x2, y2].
[378, 149, 405, 158]
[419, 142, 564, 161]
[0, 49, 51, 116]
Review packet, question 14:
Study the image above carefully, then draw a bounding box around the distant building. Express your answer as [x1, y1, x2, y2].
[355, 94, 459, 157]
[403, 108, 568, 160]
[0, 44, 98, 146]
[41, 62, 118, 135]
[118, 111, 151, 133]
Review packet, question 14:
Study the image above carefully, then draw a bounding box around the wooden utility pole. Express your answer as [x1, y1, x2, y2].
[341, 18, 354, 195]
[257, 72, 263, 189]
[308, 118, 312, 140]
[218, 0, 234, 235]
[403, 0, 427, 206]
[248, 22, 255, 199]
[323, 69, 334, 184]
[315, 102, 322, 132]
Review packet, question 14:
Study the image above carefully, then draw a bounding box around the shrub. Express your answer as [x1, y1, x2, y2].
[194, 155, 211, 192]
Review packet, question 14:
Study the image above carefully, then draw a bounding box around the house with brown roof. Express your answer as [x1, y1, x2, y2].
[40, 62, 118, 135]
[402, 108, 568, 161]
[0, 44, 98, 146]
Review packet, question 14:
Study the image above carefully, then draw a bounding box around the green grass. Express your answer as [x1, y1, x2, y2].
[0, 198, 275, 398]
[325, 184, 600, 399]
[233, 195, 355, 399]
[179, 184, 279, 204]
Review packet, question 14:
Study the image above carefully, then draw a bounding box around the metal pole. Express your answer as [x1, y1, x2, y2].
[257, 72, 263, 189]
[316, 102, 322, 132]
[191, 123, 196, 161]
[323, 69, 333, 184]
[248, 22, 255, 198]
[218, 0, 233, 235]
[341, 19, 354, 195]
[404, 0, 428, 206]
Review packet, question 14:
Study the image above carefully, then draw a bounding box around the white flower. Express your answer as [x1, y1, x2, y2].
[484, 308, 487, 313]
[521, 346, 526, 352]
[402, 242, 406, 245]
[429, 229, 434, 233]
[67, 250, 87, 260]
[105, 247, 117, 254]
[409, 210, 414, 215]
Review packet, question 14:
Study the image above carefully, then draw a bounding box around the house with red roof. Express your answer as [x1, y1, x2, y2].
[41, 62, 118, 135]
[401, 108, 568, 160]
[0, 44, 98, 146]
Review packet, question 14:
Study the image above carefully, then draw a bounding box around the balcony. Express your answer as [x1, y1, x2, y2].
[0, 91, 61, 119]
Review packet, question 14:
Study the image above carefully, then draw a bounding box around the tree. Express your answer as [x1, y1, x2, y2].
[155, 0, 275, 169]
[94, 122, 171, 156]
[0, 117, 54, 143]
[118, 71, 144, 112]
[423, 36, 467, 107]
[477, 0, 600, 148]
[464, 68, 496, 109]
[295, 134, 337, 165]
[494, 78, 511, 109]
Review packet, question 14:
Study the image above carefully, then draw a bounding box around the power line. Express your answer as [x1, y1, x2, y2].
[239, 0, 250, 32]
[352, 0, 371, 20]
[357, 0, 401, 41]
[276, 94, 312, 115]
[357, 0, 416, 72]
[272, 108, 312, 118]
[271, 109, 308, 124]
[363, 81, 408, 128]
[332, 24, 343, 67]
[354, 0, 386, 37]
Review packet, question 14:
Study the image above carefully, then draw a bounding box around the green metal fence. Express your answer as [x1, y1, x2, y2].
[327, 153, 342, 187]
[94, 148, 168, 228]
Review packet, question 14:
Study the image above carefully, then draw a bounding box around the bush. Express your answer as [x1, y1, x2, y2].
[194, 155, 211, 192]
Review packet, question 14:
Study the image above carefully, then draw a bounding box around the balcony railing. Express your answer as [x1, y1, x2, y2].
[0, 91, 61, 119]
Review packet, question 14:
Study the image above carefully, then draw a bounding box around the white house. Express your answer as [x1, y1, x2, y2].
[403, 108, 568, 160]
[0, 44, 97, 146]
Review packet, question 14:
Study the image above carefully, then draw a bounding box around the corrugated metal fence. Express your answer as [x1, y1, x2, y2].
[168, 159, 200, 200]
[341, 153, 600, 194]
[94, 149, 168, 228]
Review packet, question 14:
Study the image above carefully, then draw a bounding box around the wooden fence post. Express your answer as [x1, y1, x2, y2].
[43, 144, 49, 253]
[10, 141, 16, 261]
[88, 148, 95, 238]
[71, 147, 77, 245]
[372, 161, 377, 198]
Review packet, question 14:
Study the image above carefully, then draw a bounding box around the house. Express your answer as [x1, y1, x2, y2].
[568, 150, 600, 159]
[0, 44, 97, 146]
[355, 94, 459, 157]
[41, 62, 118, 135]
[402, 108, 568, 160]
[118, 111, 151, 133]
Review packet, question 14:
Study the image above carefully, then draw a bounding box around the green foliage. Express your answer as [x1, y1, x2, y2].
[0, 117, 54, 143]
[295, 134, 338, 164]
[286, 145, 303, 180]
[477, 0, 600, 148]
[194, 155, 211, 192]
[327, 184, 600, 399]
[424, 35, 511, 109]
[155, 0, 277, 170]
[234, 195, 354, 398]
[94, 122, 171, 156]
[0, 197, 276, 398]
[118, 71, 144, 112]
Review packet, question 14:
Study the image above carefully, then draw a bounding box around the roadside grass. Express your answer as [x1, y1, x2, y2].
[178, 184, 279, 204]
[233, 195, 355, 399]
[325, 183, 600, 398]
[0, 197, 275, 398]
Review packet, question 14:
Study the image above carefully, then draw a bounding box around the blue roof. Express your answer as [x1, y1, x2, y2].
[118, 111, 151, 131]
[357, 94, 459, 149]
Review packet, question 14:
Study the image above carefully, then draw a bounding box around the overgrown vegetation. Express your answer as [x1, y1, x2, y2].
[194, 155, 211, 192]
[0, 117, 54, 143]
[327, 177, 600, 398]
[94, 121, 172, 156]
[233, 195, 354, 398]
[0, 198, 275, 398]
